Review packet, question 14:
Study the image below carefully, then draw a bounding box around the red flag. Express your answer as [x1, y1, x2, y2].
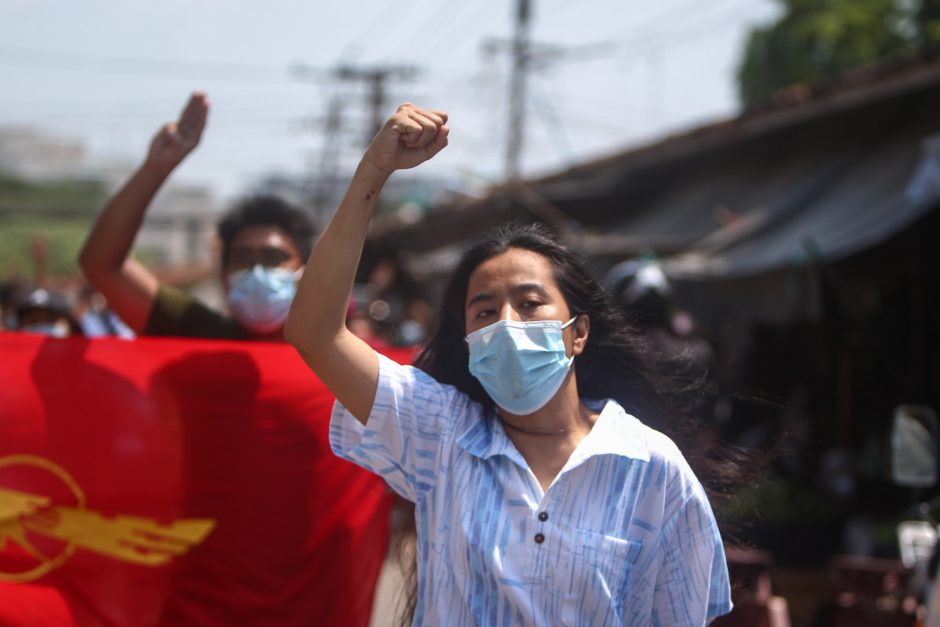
[0, 334, 398, 626]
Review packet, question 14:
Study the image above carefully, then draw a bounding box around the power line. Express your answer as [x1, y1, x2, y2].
[615, 0, 764, 57]
[530, 83, 577, 165]
[332, 64, 420, 139]
[0, 44, 329, 84]
[601, 0, 740, 43]
[501, 0, 750, 72]
[422, 0, 501, 63]
[0, 107, 312, 122]
[596, 0, 759, 59]
[396, 1, 471, 63]
[345, 2, 416, 60]
[0, 97, 309, 111]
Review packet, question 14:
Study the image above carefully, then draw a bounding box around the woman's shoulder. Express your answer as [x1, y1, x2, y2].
[377, 352, 463, 395]
[600, 399, 699, 481]
[375, 352, 484, 425]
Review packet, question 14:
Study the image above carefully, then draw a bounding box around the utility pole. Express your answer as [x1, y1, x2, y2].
[291, 62, 418, 219]
[506, 0, 532, 180]
[292, 62, 418, 147]
[312, 96, 344, 221]
[485, 0, 612, 181]
[335, 64, 419, 141]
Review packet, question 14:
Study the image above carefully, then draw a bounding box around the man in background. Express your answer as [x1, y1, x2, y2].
[79, 92, 315, 341]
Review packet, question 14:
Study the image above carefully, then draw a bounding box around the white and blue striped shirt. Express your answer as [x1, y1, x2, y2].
[331, 354, 733, 626]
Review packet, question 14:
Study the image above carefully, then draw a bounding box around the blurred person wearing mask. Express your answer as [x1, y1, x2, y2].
[79, 93, 316, 340]
[15, 288, 84, 338]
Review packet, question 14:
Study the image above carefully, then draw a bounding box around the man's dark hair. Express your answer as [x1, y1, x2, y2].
[216, 195, 316, 268]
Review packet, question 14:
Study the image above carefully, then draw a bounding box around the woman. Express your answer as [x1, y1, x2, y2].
[286, 104, 732, 625]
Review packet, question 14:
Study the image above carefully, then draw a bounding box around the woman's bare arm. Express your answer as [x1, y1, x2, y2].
[285, 104, 448, 423]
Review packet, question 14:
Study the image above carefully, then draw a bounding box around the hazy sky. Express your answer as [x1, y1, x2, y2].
[0, 0, 778, 201]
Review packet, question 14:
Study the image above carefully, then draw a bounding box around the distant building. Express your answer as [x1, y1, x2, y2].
[137, 184, 222, 267]
[0, 127, 86, 182]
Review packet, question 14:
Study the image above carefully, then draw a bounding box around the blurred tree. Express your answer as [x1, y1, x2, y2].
[0, 174, 106, 217]
[0, 175, 107, 278]
[736, 0, 932, 107]
[919, 0, 940, 43]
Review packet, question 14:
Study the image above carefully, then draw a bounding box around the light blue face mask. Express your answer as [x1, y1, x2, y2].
[226, 265, 300, 334]
[466, 316, 577, 415]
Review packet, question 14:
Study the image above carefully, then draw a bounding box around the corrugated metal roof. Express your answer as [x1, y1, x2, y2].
[664, 85, 939, 278]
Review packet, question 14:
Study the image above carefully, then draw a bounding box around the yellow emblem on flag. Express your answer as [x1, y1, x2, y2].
[0, 454, 215, 582]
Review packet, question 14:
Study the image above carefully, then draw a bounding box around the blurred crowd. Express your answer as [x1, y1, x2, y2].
[0, 273, 132, 339]
[347, 254, 435, 350]
[0, 232, 713, 382]
[1, 230, 712, 378]
[0, 245, 437, 349]
[0, 267, 435, 349]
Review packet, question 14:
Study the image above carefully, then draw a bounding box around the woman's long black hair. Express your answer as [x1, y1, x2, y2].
[415, 222, 716, 465]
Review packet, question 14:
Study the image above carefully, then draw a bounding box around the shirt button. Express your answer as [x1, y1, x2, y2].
[534, 533, 545, 544]
[538, 511, 548, 522]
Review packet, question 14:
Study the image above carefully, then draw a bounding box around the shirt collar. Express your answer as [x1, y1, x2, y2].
[456, 412, 527, 467]
[567, 400, 650, 465]
[456, 400, 650, 466]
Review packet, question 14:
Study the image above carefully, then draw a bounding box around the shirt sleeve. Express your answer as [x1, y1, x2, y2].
[652, 482, 733, 625]
[329, 353, 468, 503]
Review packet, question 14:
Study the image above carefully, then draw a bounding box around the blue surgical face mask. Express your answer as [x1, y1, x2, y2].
[466, 316, 577, 415]
[226, 265, 300, 335]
